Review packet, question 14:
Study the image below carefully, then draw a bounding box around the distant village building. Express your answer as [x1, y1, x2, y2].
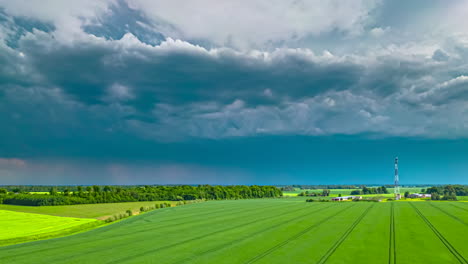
[408, 193, 431, 198]
[331, 196, 362, 201]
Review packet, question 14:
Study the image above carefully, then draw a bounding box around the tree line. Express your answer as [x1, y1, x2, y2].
[298, 189, 331, 197]
[350, 186, 389, 195]
[425, 185, 466, 200]
[0, 185, 282, 206]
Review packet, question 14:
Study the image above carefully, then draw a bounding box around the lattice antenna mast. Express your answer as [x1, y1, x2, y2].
[394, 157, 400, 199]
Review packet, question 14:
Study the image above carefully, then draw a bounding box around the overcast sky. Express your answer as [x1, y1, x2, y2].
[1, 0, 467, 185]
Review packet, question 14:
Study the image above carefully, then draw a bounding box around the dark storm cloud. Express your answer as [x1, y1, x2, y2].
[1, 0, 468, 184]
[15, 33, 365, 109]
[1, 27, 467, 146]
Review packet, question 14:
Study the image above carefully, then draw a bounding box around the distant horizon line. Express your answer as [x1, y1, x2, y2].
[1, 183, 466, 187]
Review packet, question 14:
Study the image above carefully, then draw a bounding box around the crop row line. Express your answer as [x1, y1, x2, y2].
[410, 203, 467, 264]
[245, 203, 357, 264]
[450, 203, 468, 213]
[317, 204, 374, 264]
[388, 202, 396, 264]
[108, 203, 338, 264]
[174, 203, 336, 264]
[428, 203, 467, 227]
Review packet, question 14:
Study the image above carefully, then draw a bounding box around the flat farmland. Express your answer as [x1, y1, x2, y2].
[0, 210, 98, 246]
[0, 199, 467, 264]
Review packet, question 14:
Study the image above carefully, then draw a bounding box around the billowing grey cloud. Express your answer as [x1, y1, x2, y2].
[1, 0, 468, 149]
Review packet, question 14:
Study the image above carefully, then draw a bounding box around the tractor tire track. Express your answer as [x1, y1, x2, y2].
[428, 203, 467, 227]
[244, 204, 357, 264]
[410, 203, 467, 264]
[106, 204, 336, 264]
[317, 204, 374, 264]
[388, 202, 396, 264]
[174, 204, 337, 264]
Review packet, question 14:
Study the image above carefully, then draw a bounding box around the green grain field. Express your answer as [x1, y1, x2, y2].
[0, 210, 98, 246]
[0, 198, 466, 263]
[0, 201, 177, 219]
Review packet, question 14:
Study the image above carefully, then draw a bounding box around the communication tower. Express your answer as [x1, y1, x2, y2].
[394, 157, 401, 200]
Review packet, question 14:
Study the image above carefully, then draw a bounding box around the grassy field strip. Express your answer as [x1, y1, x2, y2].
[244, 204, 357, 264]
[0, 210, 96, 240]
[0, 201, 178, 218]
[0, 200, 301, 262]
[103, 203, 335, 264]
[428, 203, 467, 226]
[0, 221, 103, 247]
[413, 203, 468, 260]
[316, 204, 375, 264]
[410, 203, 467, 264]
[0, 210, 99, 246]
[162, 204, 338, 264]
[389, 202, 396, 264]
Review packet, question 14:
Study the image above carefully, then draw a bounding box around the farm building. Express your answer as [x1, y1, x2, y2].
[331, 196, 362, 201]
[408, 193, 431, 198]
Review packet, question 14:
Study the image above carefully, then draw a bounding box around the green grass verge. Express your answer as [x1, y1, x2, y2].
[0, 201, 177, 219]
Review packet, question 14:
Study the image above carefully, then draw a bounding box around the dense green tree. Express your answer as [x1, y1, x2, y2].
[322, 189, 330, 196]
[49, 187, 58, 196]
[0, 185, 283, 206]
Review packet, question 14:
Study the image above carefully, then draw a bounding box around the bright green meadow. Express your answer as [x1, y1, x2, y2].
[0, 198, 467, 263]
[0, 210, 98, 246]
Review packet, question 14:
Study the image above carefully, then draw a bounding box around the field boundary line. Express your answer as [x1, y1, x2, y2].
[317, 204, 374, 264]
[106, 203, 337, 264]
[245, 204, 357, 264]
[410, 203, 467, 264]
[174, 204, 336, 264]
[388, 202, 396, 264]
[428, 203, 467, 227]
